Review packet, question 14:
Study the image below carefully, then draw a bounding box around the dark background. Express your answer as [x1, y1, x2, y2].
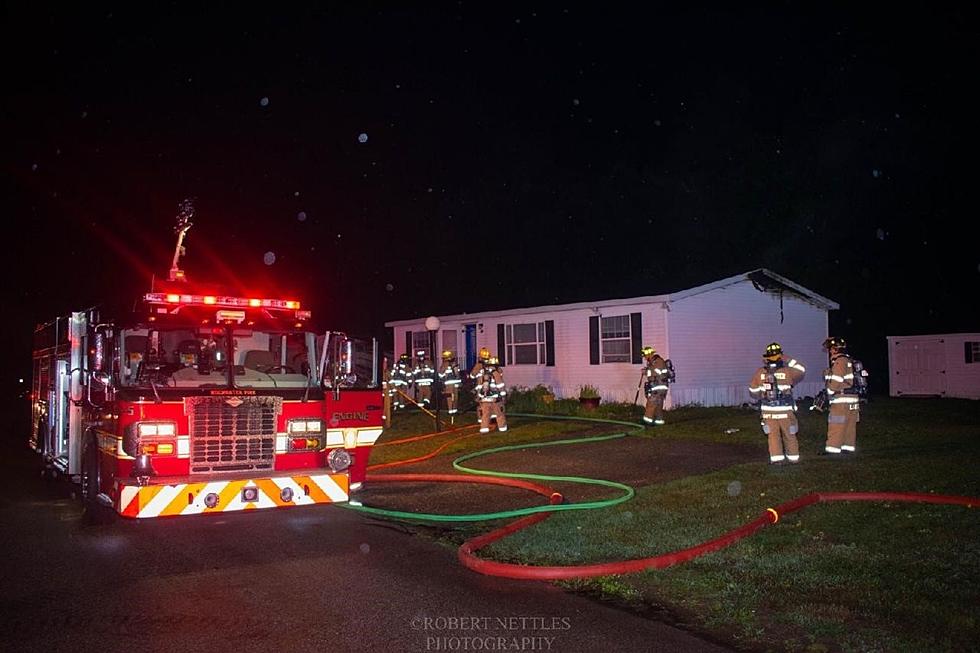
[3, 2, 976, 407]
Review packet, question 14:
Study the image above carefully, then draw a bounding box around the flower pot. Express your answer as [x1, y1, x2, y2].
[578, 397, 600, 411]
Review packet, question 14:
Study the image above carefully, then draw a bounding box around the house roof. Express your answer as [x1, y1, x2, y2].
[384, 268, 839, 327]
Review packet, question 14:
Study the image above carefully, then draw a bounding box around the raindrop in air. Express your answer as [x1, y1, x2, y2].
[876, 228, 886, 241]
[293, 191, 300, 197]
[572, 98, 580, 106]
[727, 481, 742, 497]
[297, 211, 307, 222]
[263, 251, 276, 265]
[358, 133, 368, 143]
[259, 97, 270, 107]
[31, 164, 38, 172]
[385, 283, 394, 292]
[359, 543, 371, 554]
[872, 169, 881, 178]
[654, 119, 662, 127]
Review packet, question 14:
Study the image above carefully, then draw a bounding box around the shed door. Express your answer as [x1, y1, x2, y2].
[893, 339, 946, 396]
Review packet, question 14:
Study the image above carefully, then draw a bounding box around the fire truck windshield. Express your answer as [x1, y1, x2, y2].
[122, 327, 317, 390]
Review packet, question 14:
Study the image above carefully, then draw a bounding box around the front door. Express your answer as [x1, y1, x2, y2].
[464, 324, 477, 371]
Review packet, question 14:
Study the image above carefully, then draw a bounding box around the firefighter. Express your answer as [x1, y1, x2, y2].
[388, 353, 412, 410]
[412, 348, 435, 407]
[470, 347, 491, 427]
[639, 346, 671, 425]
[471, 350, 508, 433]
[821, 336, 863, 455]
[748, 342, 806, 465]
[439, 350, 462, 415]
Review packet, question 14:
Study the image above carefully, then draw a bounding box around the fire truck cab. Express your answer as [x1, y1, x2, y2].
[30, 203, 384, 518]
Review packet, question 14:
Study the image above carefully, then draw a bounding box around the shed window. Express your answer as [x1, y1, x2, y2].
[966, 341, 980, 364]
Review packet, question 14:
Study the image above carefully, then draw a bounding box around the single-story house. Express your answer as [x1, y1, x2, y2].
[385, 269, 838, 408]
[886, 333, 980, 400]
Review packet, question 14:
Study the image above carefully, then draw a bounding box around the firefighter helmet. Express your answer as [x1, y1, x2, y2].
[764, 342, 783, 361]
[416, 349, 427, 359]
[441, 350, 455, 361]
[479, 347, 490, 361]
[823, 336, 847, 352]
[398, 353, 410, 364]
[641, 346, 656, 358]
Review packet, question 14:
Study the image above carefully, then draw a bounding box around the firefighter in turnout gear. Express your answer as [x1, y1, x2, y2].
[748, 342, 807, 464]
[439, 350, 462, 415]
[821, 337, 865, 455]
[639, 346, 672, 425]
[412, 348, 436, 407]
[388, 353, 412, 410]
[470, 351, 508, 433]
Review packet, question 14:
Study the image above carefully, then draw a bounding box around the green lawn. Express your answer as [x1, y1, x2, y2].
[475, 397, 980, 653]
[368, 397, 979, 651]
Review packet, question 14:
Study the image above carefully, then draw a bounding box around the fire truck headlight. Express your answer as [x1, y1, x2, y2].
[327, 448, 352, 473]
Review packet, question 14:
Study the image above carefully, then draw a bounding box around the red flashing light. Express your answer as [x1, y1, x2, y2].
[144, 293, 306, 313]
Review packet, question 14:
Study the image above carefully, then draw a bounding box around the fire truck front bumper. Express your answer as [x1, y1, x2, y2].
[115, 472, 350, 519]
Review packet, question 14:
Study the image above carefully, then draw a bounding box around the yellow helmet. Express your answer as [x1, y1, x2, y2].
[641, 346, 656, 358]
[764, 342, 783, 362]
[441, 350, 454, 360]
[478, 347, 490, 361]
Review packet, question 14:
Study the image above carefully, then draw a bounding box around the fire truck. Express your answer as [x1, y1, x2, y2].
[30, 200, 384, 518]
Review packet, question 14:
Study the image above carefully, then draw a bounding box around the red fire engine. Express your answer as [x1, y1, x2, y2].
[30, 200, 384, 518]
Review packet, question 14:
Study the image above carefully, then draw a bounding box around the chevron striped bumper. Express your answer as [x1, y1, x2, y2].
[116, 473, 350, 518]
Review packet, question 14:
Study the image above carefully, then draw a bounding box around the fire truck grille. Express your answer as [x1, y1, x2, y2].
[185, 396, 282, 474]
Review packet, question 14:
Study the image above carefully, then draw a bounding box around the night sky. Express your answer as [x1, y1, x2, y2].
[4, 3, 976, 395]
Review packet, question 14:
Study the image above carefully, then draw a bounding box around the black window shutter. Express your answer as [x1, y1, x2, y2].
[545, 320, 555, 366]
[589, 316, 600, 365]
[630, 312, 643, 364]
[497, 324, 506, 366]
[967, 341, 974, 364]
[406, 331, 412, 357]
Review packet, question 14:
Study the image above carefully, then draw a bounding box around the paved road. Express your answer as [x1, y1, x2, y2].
[0, 438, 731, 653]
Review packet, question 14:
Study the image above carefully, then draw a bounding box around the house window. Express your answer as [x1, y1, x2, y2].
[600, 315, 631, 363]
[442, 329, 457, 357]
[412, 331, 431, 353]
[505, 322, 546, 365]
[966, 341, 980, 364]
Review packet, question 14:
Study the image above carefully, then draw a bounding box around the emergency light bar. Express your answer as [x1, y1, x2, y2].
[144, 293, 301, 311]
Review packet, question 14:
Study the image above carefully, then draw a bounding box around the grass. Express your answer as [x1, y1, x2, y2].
[478, 397, 980, 652]
[370, 397, 980, 652]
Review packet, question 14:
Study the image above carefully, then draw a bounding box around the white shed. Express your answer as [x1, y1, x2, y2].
[385, 269, 838, 407]
[886, 334, 980, 400]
